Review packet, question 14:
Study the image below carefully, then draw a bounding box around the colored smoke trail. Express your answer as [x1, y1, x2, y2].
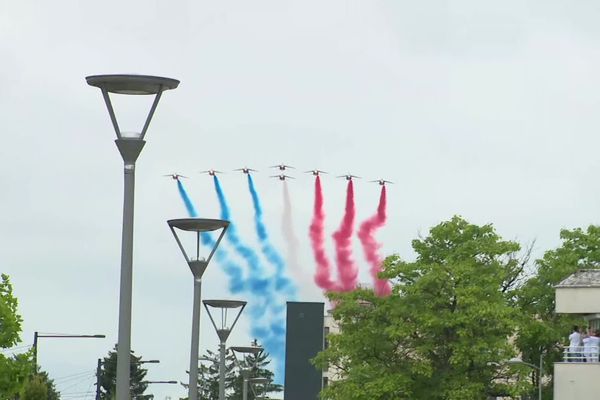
[177, 180, 198, 217]
[213, 176, 269, 305]
[332, 180, 359, 291]
[214, 176, 285, 382]
[247, 174, 296, 383]
[358, 186, 392, 296]
[281, 181, 304, 287]
[176, 180, 244, 294]
[309, 176, 339, 292]
[247, 175, 296, 297]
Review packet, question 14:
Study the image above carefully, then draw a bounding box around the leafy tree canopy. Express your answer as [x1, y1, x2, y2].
[314, 216, 531, 400]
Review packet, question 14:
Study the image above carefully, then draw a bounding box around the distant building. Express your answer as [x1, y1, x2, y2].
[284, 302, 324, 400]
[554, 269, 600, 398]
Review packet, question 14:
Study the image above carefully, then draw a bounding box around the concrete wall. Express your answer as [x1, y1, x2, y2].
[555, 287, 600, 314]
[554, 363, 600, 399]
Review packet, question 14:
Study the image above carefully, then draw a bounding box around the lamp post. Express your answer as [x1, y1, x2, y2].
[168, 218, 230, 400]
[507, 354, 543, 400]
[33, 331, 105, 371]
[203, 300, 246, 400]
[231, 344, 263, 400]
[87, 74, 179, 400]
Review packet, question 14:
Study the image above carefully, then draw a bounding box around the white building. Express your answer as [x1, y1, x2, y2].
[554, 269, 600, 399]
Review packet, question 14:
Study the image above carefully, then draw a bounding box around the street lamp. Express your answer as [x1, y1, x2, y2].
[249, 377, 271, 400]
[168, 218, 230, 400]
[507, 355, 543, 400]
[203, 300, 246, 400]
[87, 73, 179, 400]
[144, 380, 178, 384]
[231, 344, 263, 400]
[33, 331, 105, 371]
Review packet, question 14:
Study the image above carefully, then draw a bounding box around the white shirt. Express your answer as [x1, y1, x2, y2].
[569, 331, 582, 352]
[587, 335, 600, 353]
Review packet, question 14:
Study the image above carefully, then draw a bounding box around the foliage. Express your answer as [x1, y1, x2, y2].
[20, 375, 48, 400]
[314, 216, 531, 400]
[0, 274, 23, 348]
[515, 226, 599, 399]
[0, 274, 61, 399]
[97, 344, 151, 400]
[0, 352, 35, 399]
[0, 273, 31, 398]
[229, 344, 282, 400]
[34, 369, 60, 400]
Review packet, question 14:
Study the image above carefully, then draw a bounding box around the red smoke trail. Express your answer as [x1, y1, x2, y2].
[309, 176, 339, 291]
[358, 186, 392, 296]
[332, 180, 359, 292]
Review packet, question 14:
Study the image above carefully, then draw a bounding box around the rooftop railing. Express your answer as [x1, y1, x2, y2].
[562, 346, 600, 362]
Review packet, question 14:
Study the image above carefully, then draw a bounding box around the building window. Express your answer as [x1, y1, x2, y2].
[323, 377, 329, 388]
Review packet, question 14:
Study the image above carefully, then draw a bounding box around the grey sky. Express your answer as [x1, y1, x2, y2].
[3, 1, 600, 398]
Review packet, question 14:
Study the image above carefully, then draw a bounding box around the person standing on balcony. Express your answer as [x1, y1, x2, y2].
[569, 325, 582, 362]
[586, 329, 600, 363]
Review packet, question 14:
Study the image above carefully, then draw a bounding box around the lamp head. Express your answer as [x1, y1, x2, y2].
[203, 299, 247, 343]
[167, 218, 229, 279]
[86, 74, 179, 141]
[86, 74, 179, 95]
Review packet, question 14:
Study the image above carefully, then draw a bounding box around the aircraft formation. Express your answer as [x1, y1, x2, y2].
[164, 164, 393, 185]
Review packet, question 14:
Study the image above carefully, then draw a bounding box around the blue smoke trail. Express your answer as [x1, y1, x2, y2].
[213, 176, 271, 310]
[177, 180, 199, 217]
[176, 180, 244, 293]
[247, 174, 297, 383]
[213, 176, 278, 357]
[247, 175, 297, 297]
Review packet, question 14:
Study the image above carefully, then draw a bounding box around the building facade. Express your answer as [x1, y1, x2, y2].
[284, 302, 324, 400]
[554, 269, 600, 398]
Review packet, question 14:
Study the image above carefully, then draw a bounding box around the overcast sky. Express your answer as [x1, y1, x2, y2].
[3, 1, 600, 399]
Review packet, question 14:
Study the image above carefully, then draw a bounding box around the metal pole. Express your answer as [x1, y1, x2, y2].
[219, 341, 226, 400]
[32, 331, 38, 373]
[189, 278, 202, 400]
[96, 359, 102, 400]
[539, 353, 543, 400]
[115, 138, 144, 400]
[242, 373, 248, 400]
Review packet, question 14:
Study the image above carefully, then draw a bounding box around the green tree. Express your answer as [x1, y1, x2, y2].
[33, 369, 60, 400]
[314, 216, 531, 400]
[97, 345, 151, 400]
[0, 274, 61, 399]
[228, 343, 282, 400]
[0, 273, 31, 398]
[515, 226, 598, 399]
[20, 375, 48, 400]
[180, 343, 281, 400]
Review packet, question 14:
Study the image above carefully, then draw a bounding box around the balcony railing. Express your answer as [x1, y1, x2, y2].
[562, 346, 600, 362]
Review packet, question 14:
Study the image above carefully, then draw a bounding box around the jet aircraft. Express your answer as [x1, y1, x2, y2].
[270, 174, 295, 181]
[271, 164, 294, 171]
[163, 174, 188, 181]
[200, 169, 223, 176]
[370, 179, 394, 186]
[305, 169, 327, 176]
[337, 174, 361, 181]
[234, 167, 258, 174]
